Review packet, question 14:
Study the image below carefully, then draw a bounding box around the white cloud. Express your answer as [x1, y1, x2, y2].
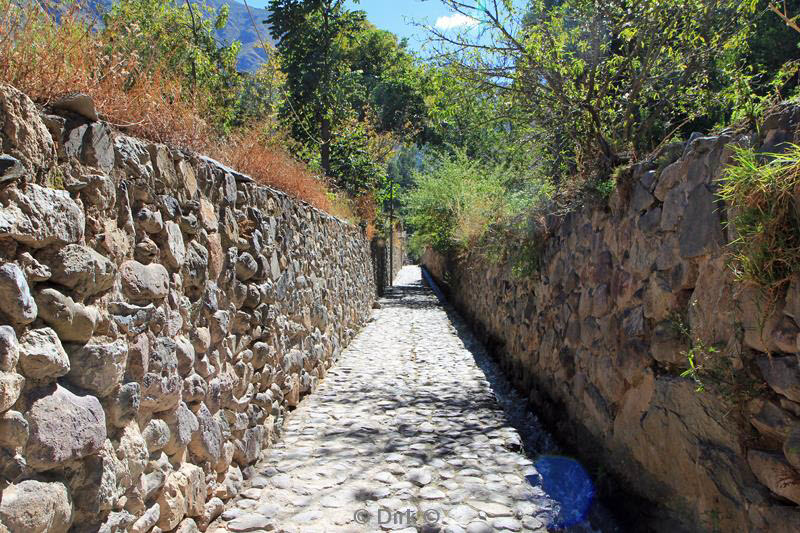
[434, 13, 479, 30]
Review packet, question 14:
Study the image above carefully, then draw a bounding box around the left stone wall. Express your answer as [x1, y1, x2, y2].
[0, 84, 375, 532]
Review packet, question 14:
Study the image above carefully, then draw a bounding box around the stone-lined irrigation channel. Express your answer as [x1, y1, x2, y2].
[210, 266, 617, 533]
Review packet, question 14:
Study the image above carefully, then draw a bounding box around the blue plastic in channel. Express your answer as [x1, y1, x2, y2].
[529, 455, 595, 529]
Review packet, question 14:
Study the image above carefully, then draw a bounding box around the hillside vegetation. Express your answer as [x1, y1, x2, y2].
[3, 0, 800, 261]
[405, 0, 800, 262]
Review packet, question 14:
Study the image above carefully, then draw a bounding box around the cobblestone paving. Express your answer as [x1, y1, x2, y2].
[211, 266, 601, 533]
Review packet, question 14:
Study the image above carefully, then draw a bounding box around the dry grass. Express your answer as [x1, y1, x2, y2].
[212, 122, 334, 212]
[0, 0, 214, 149]
[0, 0, 343, 215]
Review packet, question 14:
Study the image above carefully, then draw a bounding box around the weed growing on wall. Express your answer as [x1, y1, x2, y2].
[718, 144, 800, 297]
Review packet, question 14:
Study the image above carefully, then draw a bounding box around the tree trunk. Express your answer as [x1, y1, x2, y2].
[321, 117, 331, 175]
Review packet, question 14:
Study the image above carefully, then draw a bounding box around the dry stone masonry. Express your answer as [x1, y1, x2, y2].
[424, 106, 800, 532]
[0, 84, 374, 532]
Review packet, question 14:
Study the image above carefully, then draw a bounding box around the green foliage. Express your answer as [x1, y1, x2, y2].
[670, 308, 763, 402]
[593, 177, 616, 201]
[431, 0, 758, 185]
[405, 150, 551, 255]
[718, 144, 800, 295]
[327, 121, 385, 196]
[267, 0, 366, 164]
[268, 0, 426, 207]
[745, 0, 800, 97]
[104, 0, 242, 130]
[680, 342, 720, 393]
[234, 43, 286, 125]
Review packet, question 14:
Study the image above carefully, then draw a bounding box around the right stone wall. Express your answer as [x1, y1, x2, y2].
[423, 106, 800, 532]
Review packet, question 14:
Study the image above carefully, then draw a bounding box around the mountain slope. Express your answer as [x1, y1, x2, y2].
[86, 0, 274, 72]
[206, 0, 274, 72]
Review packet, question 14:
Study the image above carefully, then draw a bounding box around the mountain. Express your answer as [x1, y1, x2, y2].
[86, 0, 275, 72]
[205, 0, 274, 72]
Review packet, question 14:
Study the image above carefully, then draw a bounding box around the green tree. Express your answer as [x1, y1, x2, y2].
[340, 23, 427, 136]
[428, 0, 758, 182]
[267, 0, 366, 175]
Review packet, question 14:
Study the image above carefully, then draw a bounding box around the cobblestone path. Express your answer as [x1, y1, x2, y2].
[211, 266, 601, 533]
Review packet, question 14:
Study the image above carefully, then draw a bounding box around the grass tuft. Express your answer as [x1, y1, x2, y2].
[718, 144, 800, 297]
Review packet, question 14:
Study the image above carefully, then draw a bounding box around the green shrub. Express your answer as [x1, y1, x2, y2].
[405, 150, 551, 255]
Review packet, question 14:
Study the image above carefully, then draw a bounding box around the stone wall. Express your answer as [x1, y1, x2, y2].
[423, 106, 800, 532]
[0, 84, 375, 532]
[370, 226, 405, 296]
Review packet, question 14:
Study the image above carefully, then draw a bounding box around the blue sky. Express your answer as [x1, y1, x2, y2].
[248, 0, 478, 52]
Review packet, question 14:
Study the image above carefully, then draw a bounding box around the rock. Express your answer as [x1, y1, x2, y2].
[0, 410, 28, 448]
[183, 241, 208, 291]
[0, 184, 83, 248]
[199, 497, 224, 529]
[0, 84, 56, 176]
[678, 184, 724, 258]
[749, 399, 798, 442]
[79, 173, 116, 211]
[142, 418, 170, 453]
[99, 511, 137, 533]
[147, 144, 179, 191]
[188, 403, 222, 464]
[81, 122, 115, 172]
[34, 288, 97, 342]
[191, 327, 210, 354]
[130, 503, 160, 533]
[71, 438, 126, 515]
[39, 244, 115, 298]
[0, 326, 19, 372]
[106, 382, 140, 428]
[118, 421, 148, 479]
[182, 373, 207, 404]
[407, 468, 433, 486]
[51, 92, 98, 121]
[136, 207, 164, 234]
[114, 134, 153, 179]
[121, 260, 169, 302]
[109, 302, 155, 335]
[134, 238, 159, 264]
[236, 252, 258, 281]
[174, 518, 199, 533]
[156, 464, 206, 530]
[756, 505, 800, 533]
[162, 402, 198, 455]
[0, 371, 24, 413]
[142, 453, 171, 501]
[227, 514, 274, 532]
[175, 336, 196, 376]
[163, 221, 186, 269]
[772, 315, 800, 353]
[785, 426, 800, 471]
[140, 373, 183, 413]
[17, 252, 49, 282]
[748, 450, 800, 505]
[24, 384, 106, 470]
[757, 357, 800, 403]
[0, 263, 36, 325]
[66, 339, 128, 397]
[181, 463, 206, 516]
[197, 199, 218, 230]
[0, 479, 72, 532]
[17, 327, 70, 380]
[0, 154, 25, 183]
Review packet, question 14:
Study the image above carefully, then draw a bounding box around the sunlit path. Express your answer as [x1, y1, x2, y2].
[211, 266, 603, 533]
